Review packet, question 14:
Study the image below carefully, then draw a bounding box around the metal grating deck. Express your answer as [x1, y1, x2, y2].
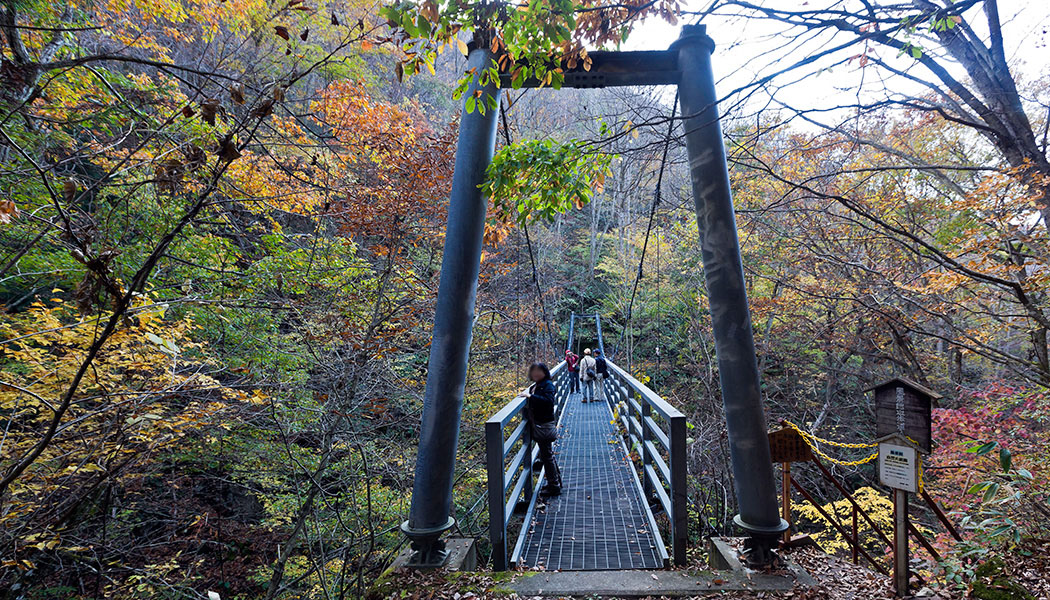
[518, 393, 663, 570]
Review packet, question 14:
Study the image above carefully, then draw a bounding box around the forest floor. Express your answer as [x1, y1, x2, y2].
[369, 541, 1050, 599]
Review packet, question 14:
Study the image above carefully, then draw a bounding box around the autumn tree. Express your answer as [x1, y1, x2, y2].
[0, 0, 466, 593]
[695, 1, 1050, 383]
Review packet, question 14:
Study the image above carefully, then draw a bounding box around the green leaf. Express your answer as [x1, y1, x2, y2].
[416, 15, 431, 37]
[966, 441, 997, 455]
[982, 482, 1000, 503]
[999, 446, 1012, 472]
[966, 483, 988, 494]
[401, 14, 419, 38]
[988, 524, 1013, 537]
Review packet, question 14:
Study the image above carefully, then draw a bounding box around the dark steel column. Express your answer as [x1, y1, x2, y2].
[673, 24, 787, 564]
[595, 312, 606, 356]
[567, 313, 575, 352]
[401, 43, 502, 566]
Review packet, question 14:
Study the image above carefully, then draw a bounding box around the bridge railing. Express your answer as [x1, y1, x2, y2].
[603, 359, 688, 565]
[485, 360, 571, 570]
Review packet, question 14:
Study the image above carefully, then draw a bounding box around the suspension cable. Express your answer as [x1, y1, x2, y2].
[614, 92, 679, 362]
[500, 98, 557, 355]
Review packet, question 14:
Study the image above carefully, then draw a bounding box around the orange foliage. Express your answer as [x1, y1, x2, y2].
[307, 81, 455, 247]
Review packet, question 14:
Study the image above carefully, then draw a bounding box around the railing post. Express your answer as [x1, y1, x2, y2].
[567, 313, 575, 353]
[669, 413, 688, 566]
[642, 400, 654, 499]
[852, 504, 859, 564]
[629, 388, 639, 442]
[486, 420, 507, 571]
[523, 428, 534, 505]
[781, 462, 791, 545]
[554, 369, 565, 417]
[595, 312, 606, 356]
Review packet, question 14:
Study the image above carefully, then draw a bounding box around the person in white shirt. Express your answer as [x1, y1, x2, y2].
[578, 348, 597, 403]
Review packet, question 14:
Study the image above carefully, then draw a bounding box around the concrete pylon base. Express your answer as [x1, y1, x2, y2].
[390, 537, 477, 572]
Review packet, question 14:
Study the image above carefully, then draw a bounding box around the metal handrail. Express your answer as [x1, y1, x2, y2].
[485, 360, 570, 570]
[603, 359, 688, 565]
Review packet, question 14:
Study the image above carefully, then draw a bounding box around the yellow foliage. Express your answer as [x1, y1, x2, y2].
[794, 486, 894, 555]
[0, 297, 233, 530]
[795, 485, 938, 562]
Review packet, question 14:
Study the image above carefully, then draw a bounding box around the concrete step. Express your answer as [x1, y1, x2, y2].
[508, 564, 814, 598]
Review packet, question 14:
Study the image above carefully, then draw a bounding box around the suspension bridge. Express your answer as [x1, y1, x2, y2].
[400, 24, 788, 572]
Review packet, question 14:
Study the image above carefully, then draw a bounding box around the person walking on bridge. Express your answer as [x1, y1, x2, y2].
[579, 348, 597, 403]
[525, 362, 562, 496]
[565, 349, 580, 394]
[594, 349, 608, 403]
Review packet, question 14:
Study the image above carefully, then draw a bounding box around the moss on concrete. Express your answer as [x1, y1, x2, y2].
[972, 557, 1035, 600]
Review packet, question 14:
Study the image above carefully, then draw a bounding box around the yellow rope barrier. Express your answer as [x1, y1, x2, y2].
[783, 420, 879, 467]
[782, 420, 925, 492]
[784, 420, 877, 449]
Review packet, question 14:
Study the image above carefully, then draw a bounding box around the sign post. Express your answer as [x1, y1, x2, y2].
[877, 436, 920, 596]
[893, 486, 909, 597]
[871, 378, 937, 598]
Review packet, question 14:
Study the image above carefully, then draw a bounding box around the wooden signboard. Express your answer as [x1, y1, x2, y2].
[870, 378, 938, 454]
[878, 438, 920, 493]
[769, 426, 812, 545]
[768, 427, 812, 463]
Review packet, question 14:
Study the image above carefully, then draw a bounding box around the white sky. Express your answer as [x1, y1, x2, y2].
[621, 1, 1050, 119]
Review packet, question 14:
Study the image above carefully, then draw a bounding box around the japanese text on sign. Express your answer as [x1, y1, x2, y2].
[879, 442, 918, 493]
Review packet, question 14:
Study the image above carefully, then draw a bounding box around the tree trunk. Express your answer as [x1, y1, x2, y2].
[1031, 327, 1050, 385]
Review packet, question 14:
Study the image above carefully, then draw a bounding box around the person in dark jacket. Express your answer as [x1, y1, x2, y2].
[525, 362, 562, 496]
[594, 350, 609, 403]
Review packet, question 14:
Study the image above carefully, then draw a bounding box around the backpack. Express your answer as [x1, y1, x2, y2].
[585, 368, 596, 380]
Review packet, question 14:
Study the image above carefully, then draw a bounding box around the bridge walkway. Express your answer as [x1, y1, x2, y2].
[518, 392, 663, 570]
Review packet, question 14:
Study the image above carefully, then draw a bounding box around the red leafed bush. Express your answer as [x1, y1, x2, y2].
[929, 383, 1050, 513]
